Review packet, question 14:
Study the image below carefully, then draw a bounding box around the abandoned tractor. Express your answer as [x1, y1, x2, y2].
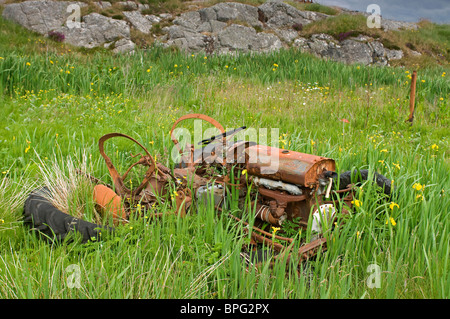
[24, 114, 393, 266]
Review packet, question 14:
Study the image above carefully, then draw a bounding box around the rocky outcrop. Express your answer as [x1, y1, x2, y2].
[2, 0, 87, 35]
[161, 1, 327, 54]
[294, 34, 403, 66]
[258, 0, 327, 28]
[62, 13, 131, 49]
[1, 0, 411, 64]
[2, 0, 132, 52]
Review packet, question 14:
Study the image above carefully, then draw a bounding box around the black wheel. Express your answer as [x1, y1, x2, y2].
[23, 187, 112, 243]
[324, 169, 394, 197]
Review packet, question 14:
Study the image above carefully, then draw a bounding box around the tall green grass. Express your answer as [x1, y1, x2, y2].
[1, 46, 448, 102]
[0, 12, 449, 299]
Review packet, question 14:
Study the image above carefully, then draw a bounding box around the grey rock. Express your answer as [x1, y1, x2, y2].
[199, 2, 262, 28]
[138, 3, 150, 11]
[293, 37, 309, 50]
[351, 34, 371, 42]
[93, 1, 112, 10]
[2, 1, 130, 49]
[386, 49, 403, 60]
[274, 29, 299, 43]
[2, 0, 87, 35]
[209, 19, 228, 33]
[217, 24, 281, 53]
[117, 1, 149, 11]
[173, 10, 202, 31]
[123, 10, 152, 34]
[298, 9, 329, 22]
[166, 34, 208, 52]
[381, 18, 418, 31]
[218, 24, 256, 52]
[117, 1, 138, 10]
[330, 39, 373, 65]
[307, 38, 330, 56]
[199, 6, 217, 22]
[163, 24, 198, 40]
[159, 13, 173, 20]
[196, 20, 228, 33]
[258, 1, 317, 28]
[146, 14, 161, 24]
[369, 40, 385, 57]
[254, 32, 283, 52]
[295, 33, 404, 65]
[112, 38, 135, 54]
[311, 33, 335, 42]
[61, 13, 130, 49]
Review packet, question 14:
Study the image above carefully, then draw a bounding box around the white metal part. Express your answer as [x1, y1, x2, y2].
[253, 177, 302, 195]
[196, 184, 225, 208]
[325, 177, 333, 198]
[311, 204, 336, 234]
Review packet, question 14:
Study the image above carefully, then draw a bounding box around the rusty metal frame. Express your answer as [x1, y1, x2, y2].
[82, 114, 359, 270]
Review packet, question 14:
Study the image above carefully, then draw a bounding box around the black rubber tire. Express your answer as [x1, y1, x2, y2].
[324, 169, 394, 196]
[339, 169, 394, 196]
[23, 187, 113, 243]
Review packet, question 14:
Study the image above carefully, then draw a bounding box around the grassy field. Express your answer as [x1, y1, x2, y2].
[0, 2, 449, 299]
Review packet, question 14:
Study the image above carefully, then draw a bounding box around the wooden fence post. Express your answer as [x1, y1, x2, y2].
[406, 70, 417, 124]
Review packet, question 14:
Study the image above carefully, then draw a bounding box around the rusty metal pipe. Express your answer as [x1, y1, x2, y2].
[216, 206, 293, 244]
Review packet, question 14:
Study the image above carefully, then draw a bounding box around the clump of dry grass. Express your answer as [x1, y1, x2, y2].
[34, 151, 101, 224]
[0, 169, 37, 231]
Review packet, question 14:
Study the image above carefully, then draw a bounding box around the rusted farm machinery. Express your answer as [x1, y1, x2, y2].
[24, 113, 393, 266]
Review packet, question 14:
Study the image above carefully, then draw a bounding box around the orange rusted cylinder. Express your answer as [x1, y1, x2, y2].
[93, 184, 126, 225]
[245, 145, 335, 187]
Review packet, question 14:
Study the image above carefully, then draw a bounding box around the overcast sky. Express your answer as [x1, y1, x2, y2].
[317, 0, 450, 24]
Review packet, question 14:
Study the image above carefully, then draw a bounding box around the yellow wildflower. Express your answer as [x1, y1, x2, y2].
[412, 183, 423, 191]
[389, 202, 399, 210]
[24, 140, 31, 153]
[386, 217, 396, 226]
[431, 144, 439, 150]
[351, 199, 362, 207]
